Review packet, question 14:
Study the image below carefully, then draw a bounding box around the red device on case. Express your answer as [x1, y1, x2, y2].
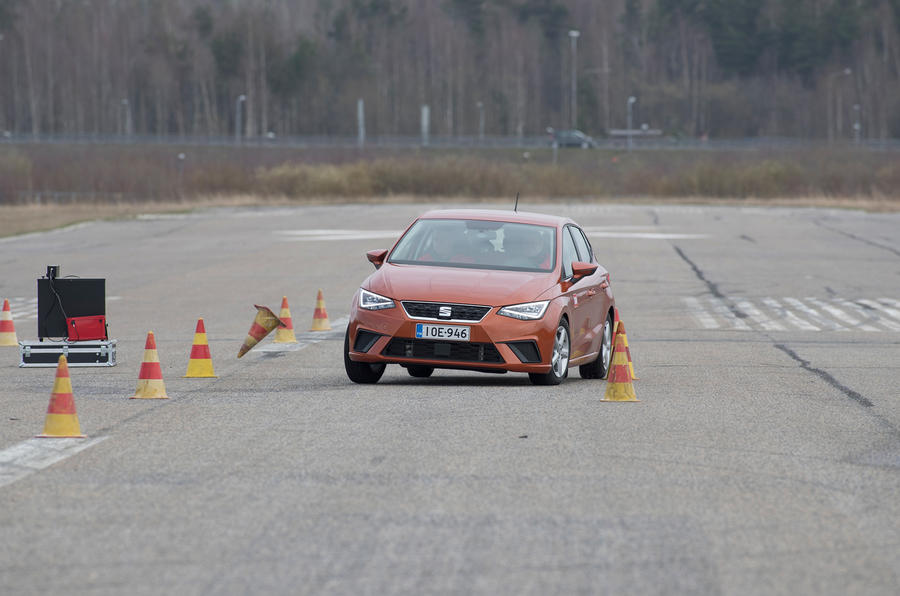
[66, 316, 107, 341]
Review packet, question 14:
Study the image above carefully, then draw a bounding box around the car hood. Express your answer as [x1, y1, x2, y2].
[367, 263, 556, 306]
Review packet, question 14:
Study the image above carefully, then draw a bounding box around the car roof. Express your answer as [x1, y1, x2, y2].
[418, 209, 574, 228]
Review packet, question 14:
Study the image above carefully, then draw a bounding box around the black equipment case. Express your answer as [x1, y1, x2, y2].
[19, 340, 117, 368]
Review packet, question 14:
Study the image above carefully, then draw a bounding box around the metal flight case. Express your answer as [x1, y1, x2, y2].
[19, 339, 117, 368]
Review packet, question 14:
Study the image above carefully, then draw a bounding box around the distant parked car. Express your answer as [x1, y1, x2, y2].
[552, 129, 596, 148]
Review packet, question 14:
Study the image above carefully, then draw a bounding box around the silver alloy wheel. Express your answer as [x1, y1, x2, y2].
[551, 325, 570, 378]
[601, 317, 613, 373]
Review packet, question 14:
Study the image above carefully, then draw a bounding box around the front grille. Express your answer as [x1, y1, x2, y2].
[401, 301, 491, 322]
[383, 338, 503, 363]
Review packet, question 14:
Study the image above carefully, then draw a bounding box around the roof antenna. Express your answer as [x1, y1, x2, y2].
[514, 192, 520, 213]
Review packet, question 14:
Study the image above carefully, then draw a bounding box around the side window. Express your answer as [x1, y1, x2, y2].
[570, 226, 594, 263]
[561, 227, 577, 279]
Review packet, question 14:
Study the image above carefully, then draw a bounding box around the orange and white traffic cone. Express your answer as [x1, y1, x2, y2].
[601, 327, 638, 402]
[273, 296, 298, 344]
[238, 305, 285, 358]
[131, 331, 169, 399]
[37, 355, 86, 438]
[310, 289, 331, 332]
[185, 318, 216, 378]
[0, 299, 18, 347]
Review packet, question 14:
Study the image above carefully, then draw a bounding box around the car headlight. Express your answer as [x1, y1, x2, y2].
[359, 288, 395, 310]
[498, 300, 549, 320]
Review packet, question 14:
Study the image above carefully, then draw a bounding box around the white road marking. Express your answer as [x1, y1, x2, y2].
[275, 230, 400, 242]
[783, 298, 847, 331]
[735, 299, 786, 331]
[587, 232, 709, 240]
[5, 296, 122, 321]
[682, 296, 900, 332]
[0, 436, 108, 489]
[762, 297, 819, 330]
[254, 317, 349, 354]
[706, 296, 751, 330]
[857, 299, 900, 322]
[806, 298, 879, 332]
[682, 297, 719, 329]
[835, 299, 900, 332]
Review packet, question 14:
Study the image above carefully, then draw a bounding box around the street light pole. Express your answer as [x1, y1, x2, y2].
[627, 96, 636, 152]
[853, 103, 861, 145]
[235, 94, 246, 144]
[569, 30, 580, 130]
[826, 68, 851, 144]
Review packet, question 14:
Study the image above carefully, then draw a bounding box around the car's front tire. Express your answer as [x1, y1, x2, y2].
[406, 365, 434, 378]
[344, 327, 386, 384]
[529, 319, 570, 386]
[580, 312, 614, 380]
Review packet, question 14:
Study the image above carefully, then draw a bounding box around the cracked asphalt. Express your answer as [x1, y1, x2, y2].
[1, 202, 899, 595]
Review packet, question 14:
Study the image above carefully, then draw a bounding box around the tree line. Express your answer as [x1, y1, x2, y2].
[0, 0, 898, 141]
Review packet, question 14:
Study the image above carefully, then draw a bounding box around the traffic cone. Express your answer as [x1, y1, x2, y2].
[185, 318, 216, 378]
[310, 289, 331, 332]
[273, 296, 298, 344]
[601, 328, 638, 402]
[37, 355, 86, 438]
[238, 305, 285, 358]
[0, 299, 17, 347]
[613, 320, 638, 380]
[131, 331, 169, 399]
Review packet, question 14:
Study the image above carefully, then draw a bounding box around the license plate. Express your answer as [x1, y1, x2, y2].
[415, 323, 470, 342]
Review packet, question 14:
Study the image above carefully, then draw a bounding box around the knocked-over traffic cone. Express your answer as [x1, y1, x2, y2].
[613, 320, 638, 380]
[238, 305, 286, 358]
[0, 299, 17, 347]
[601, 329, 638, 402]
[310, 289, 331, 331]
[131, 331, 169, 399]
[273, 296, 298, 344]
[185, 318, 216, 378]
[37, 355, 85, 438]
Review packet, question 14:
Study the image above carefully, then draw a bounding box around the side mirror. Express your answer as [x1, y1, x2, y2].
[571, 261, 598, 281]
[366, 249, 389, 269]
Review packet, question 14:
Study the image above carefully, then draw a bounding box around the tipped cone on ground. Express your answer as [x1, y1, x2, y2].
[273, 296, 298, 344]
[601, 330, 638, 402]
[0, 299, 18, 347]
[37, 355, 85, 438]
[613, 320, 638, 380]
[131, 331, 169, 399]
[185, 318, 216, 378]
[238, 305, 286, 358]
[310, 289, 331, 332]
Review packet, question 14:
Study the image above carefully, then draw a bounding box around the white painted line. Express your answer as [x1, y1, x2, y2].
[734, 299, 785, 331]
[762, 298, 819, 331]
[706, 296, 751, 330]
[254, 317, 349, 354]
[856, 299, 900, 323]
[0, 436, 108, 489]
[682, 297, 719, 329]
[806, 298, 879, 332]
[587, 232, 709, 240]
[834, 299, 900, 332]
[783, 298, 847, 331]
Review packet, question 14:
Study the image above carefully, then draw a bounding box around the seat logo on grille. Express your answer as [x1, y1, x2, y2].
[438, 306, 452, 318]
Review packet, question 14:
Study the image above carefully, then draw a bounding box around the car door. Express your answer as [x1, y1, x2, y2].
[560, 226, 592, 360]
[569, 225, 609, 360]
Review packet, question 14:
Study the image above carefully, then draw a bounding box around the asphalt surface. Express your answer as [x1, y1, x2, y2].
[1, 202, 899, 595]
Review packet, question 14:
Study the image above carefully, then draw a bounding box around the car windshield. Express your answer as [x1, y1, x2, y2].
[388, 218, 556, 272]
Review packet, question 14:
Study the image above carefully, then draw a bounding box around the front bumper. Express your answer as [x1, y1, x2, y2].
[347, 295, 560, 374]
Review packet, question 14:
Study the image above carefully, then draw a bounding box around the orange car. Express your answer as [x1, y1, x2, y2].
[344, 209, 615, 385]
